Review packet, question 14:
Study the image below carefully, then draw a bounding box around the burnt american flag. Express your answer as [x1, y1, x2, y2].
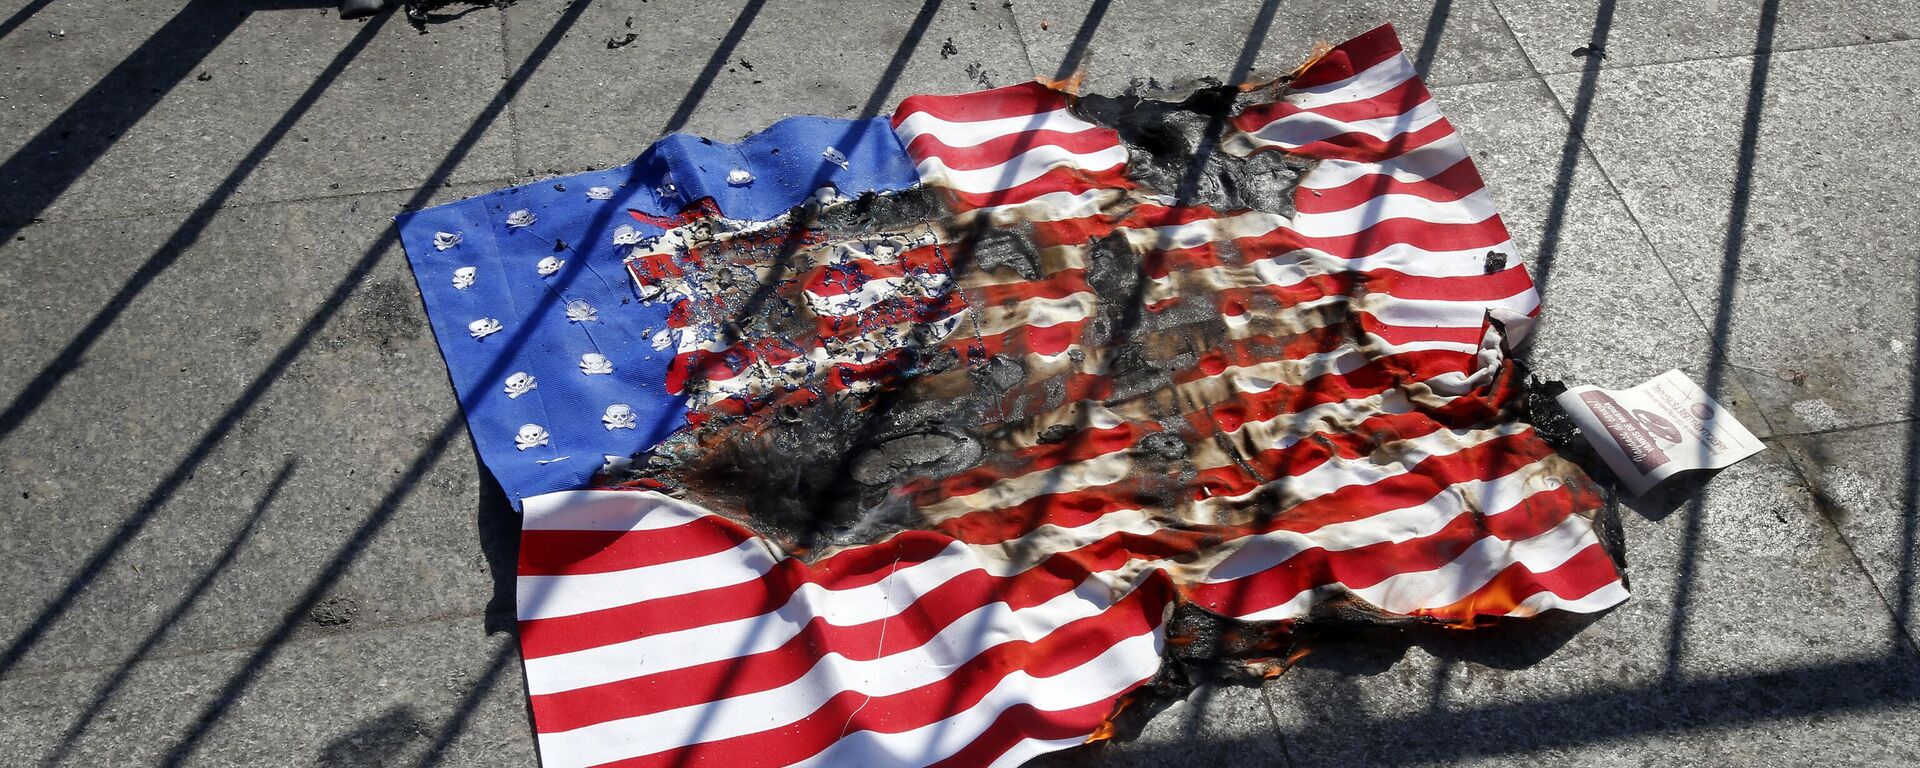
[401, 23, 1627, 768]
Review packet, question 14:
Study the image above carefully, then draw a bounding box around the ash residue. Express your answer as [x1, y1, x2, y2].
[1515, 372, 1582, 454]
[1073, 85, 1315, 214]
[852, 430, 982, 486]
[968, 223, 1043, 281]
[657, 397, 894, 552]
[812, 186, 945, 237]
[308, 595, 359, 629]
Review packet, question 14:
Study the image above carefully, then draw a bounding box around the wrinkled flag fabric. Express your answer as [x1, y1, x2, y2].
[398, 25, 1627, 768]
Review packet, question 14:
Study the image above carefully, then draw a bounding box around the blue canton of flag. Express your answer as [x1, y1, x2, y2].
[396, 115, 922, 507]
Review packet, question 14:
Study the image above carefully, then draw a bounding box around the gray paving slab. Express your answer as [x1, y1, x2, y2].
[498, 0, 1033, 178]
[0, 614, 531, 767]
[1006, 0, 1534, 94]
[4, 0, 1919, 765]
[0, 186, 512, 677]
[0, 2, 514, 225]
[1030, 684, 1289, 768]
[1542, 41, 1920, 435]
[1426, 76, 1766, 429]
[1495, 0, 1920, 74]
[1781, 421, 1920, 647]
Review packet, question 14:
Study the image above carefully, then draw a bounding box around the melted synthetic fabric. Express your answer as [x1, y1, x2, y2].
[606, 74, 1611, 679]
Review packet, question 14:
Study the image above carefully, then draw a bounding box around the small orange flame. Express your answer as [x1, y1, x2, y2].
[1086, 692, 1138, 743]
[1037, 64, 1088, 96]
[1290, 41, 1335, 80]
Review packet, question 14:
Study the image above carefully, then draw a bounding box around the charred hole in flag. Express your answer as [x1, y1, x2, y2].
[617, 88, 1386, 565]
[610, 72, 1611, 695]
[1072, 83, 1317, 215]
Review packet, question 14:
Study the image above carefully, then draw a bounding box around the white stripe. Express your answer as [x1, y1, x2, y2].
[1369, 288, 1538, 328]
[922, 450, 1134, 521]
[895, 107, 1100, 149]
[967, 187, 1118, 224]
[1201, 461, 1569, 583]
[1299, 133, 1471, 190]
[917, 144, 1128, 194]
[1286, 54, 1417, 109]
[804, 273, 952, 317]
[1150, 241, 1518, 297]
[1145, 244, 1525, 310]
[988, 737, 1096, 768]
[1291, 188, 1500, 238]
[1196, 388, 1421, 455]
[529, 508, 1164, 694]
[786, 632, 1163, 768]
[516, 538, 777, 621]
[1507, 580, 1628, 616]
[1245, 97, 1445, 149]
[1196, 421, 1531, 515]
[1116, 188, 1499, 253]
[521, 490, 710, 532]
[1231, 512, 1605, 621]
[531, 575, 1148, 767]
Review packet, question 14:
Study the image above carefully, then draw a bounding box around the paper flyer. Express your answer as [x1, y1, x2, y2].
[1556, 369, 1766, 495]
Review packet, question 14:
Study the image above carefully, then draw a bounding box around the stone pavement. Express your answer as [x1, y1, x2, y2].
[1, 1, 1916, 765]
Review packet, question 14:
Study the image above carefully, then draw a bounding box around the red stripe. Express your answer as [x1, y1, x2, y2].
[519, 521, 754, 577]
[940, 164, 1136, 210]
[1134, 209, 1511, 279]
[1414, 543, 1620, 621]
[1191, 488, 1581, 617]
[894, 81, 1075, 125]
[520, 530, 963, 659]
[1282, 116, 1458, 163]
[926, 699, 1131, 768]
[1181, 265, 1533, 314]
[971, 269, 1091, 305]
[529, 561, 1113, 732]
[934, 481, 1146, 545]
[1227, 429, 1561, 538]
[1288, 24, 1404, 90]
[905, 423, 1159, 504]
[592, 575, 1171, 768]
[1293, 157, 1487, 212]
[1236, 75, 1431, 133]
[905, 127, 1118, 171]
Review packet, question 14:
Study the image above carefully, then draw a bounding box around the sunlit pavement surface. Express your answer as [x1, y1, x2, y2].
[2, 1, 1918, 765]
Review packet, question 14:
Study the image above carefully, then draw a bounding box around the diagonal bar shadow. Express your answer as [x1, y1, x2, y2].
[1663, 0, 1780, 681]
[152, 0, 610, 748]
[0, 1, 384, 444]
[412, 639, 520, 768]
[0, 0, 58, 43]
[1412, 0, 1451, 77]
[1051, 0, 1110, 81]
[0, 0, 329, 238]
[646, 3, 956, 762]
[0, 8, 392, 678]
[39, 458, 298, 767]
[1238, 652, 1920, 766]
[1524, 0, 1615, 298]
[1900, 307, 1920, 646]
[658, 0, 769, 135]
[133, 0, 790, 758]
